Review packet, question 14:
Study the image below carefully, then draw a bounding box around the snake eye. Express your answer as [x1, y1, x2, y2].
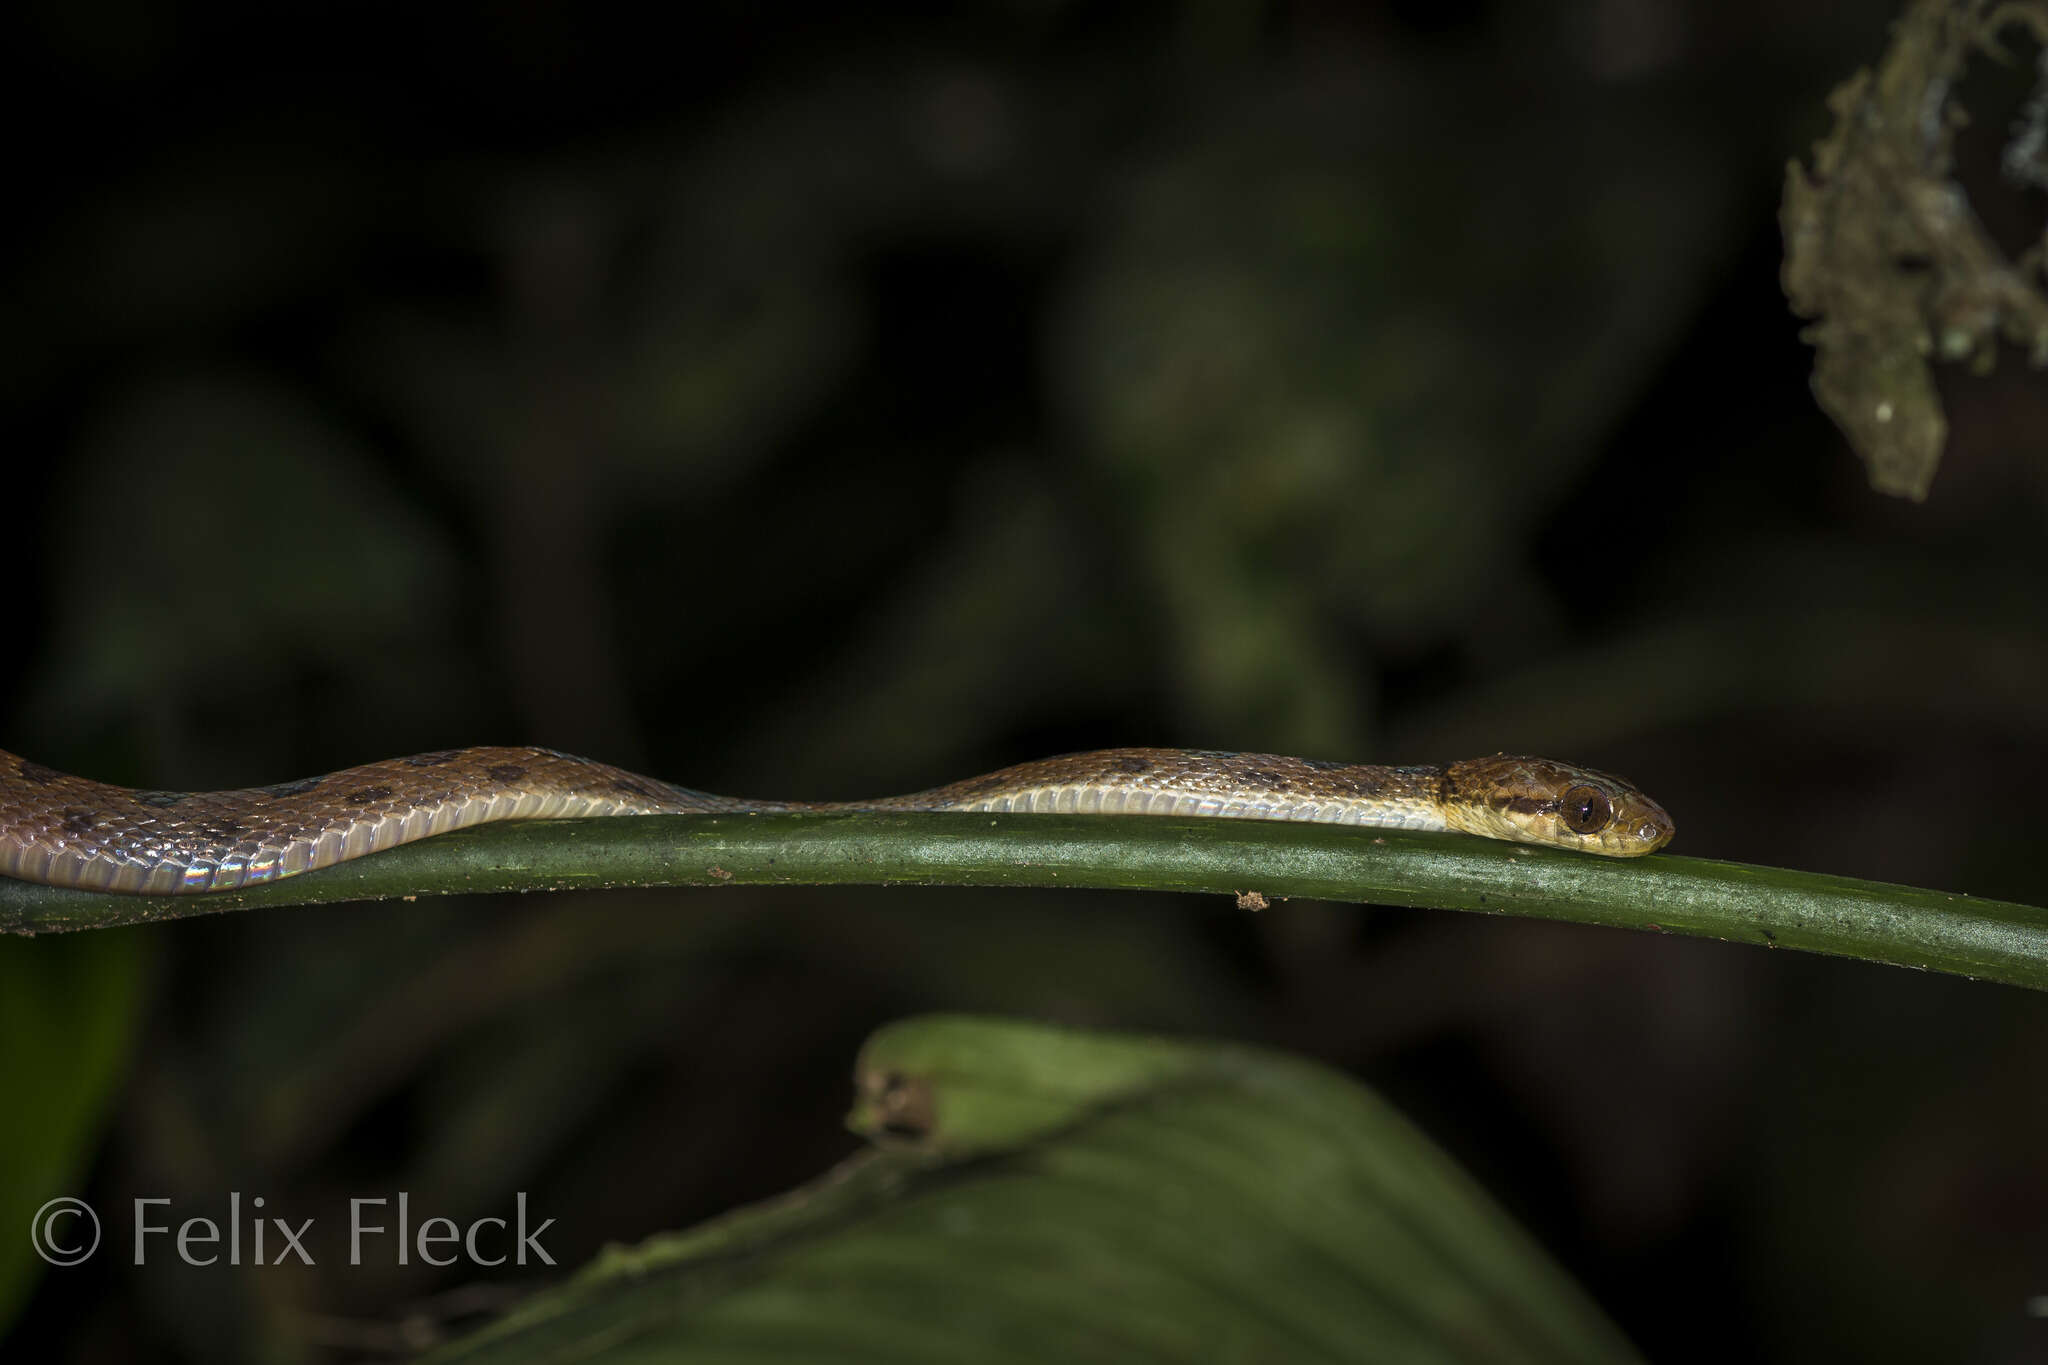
[1560, 785, 1612, 835]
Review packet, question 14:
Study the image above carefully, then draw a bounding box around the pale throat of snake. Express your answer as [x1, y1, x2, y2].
[0, 747, 1675, 895]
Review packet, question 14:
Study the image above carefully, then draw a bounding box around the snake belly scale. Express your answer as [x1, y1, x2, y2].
[0, 747, 1675, 895]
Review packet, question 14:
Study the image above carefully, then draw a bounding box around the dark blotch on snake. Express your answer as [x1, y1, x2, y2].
[345, 786, 394, 805]
[17, 759, 63, 786]
[134, 791, 191, 808]
[264, 776, 325, 798]
[612, 778, 658, 799]
[404, 751, 462, 767]
[192, 817, 247, 842]
[487, 764, 528, 785]
[1301, 757, 1352, 772]
[1111, 754, 1153, 773]
[1239, 768, 1289, 790]
[62, 809, 97, 836]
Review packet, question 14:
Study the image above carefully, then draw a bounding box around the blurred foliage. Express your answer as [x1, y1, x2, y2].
[1782, 0, 2048, 499]
[424, 1016, 1641, 1363]
[3, 2, 2048, 1363]
[0, 931, 144, 1335]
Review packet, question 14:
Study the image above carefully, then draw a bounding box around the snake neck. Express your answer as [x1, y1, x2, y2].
[834, 749, 1452, 830]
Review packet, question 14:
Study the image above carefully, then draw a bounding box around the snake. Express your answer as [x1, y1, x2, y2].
[0, 747, 1674, 895]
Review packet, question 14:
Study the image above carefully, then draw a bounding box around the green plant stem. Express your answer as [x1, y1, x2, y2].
[2, 812, 2044, 989]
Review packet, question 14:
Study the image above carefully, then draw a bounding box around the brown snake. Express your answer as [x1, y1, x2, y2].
[0, 747, 1674, 895]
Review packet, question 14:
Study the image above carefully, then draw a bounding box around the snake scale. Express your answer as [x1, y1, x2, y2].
[0, 747, 1674, 894]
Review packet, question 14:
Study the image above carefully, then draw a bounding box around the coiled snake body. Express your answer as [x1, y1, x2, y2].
[0, 747, 1674, 895]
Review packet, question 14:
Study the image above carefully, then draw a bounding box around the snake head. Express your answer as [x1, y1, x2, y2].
[1439, 755, 1674, 857]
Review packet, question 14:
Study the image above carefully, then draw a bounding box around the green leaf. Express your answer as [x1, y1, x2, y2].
[0, 931, 146, 1336]
[4, 811, 2046, 991]
[425, 1015, 1640, 1364]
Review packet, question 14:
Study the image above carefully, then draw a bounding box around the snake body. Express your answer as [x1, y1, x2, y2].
[0, 747, 1674, 894]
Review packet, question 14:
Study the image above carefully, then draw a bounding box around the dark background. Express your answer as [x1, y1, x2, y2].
[4, 1, 2047, 1360]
